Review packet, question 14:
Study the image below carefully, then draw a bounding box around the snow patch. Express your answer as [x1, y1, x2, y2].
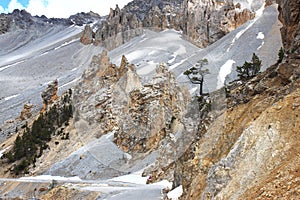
[125, 50, 145, 62]
[40, 51, 49, 56]
[257, 41, 265, 50]
[248, 0, 253, 8]
[105, 131, 115, 141]
[152, 179, 172, 189]
[148, 50, 156, 56]
[20, 175, 82, 182]
[137, 61, 158, 75]
[109, 170, 148, 185]
[139, 38, 148, 43]
[0, 60, 25, 72]
[167, 185, 183, 200]
[71, 67, 78, 72]
[54, 38, 79, 51]
[0, 146, 11, 158]
[168, 58, 188, 70]
[257, 32, 265, 40]
[255, 2, 265, 17]
[58, 77, 80, 89]
[217, 60, 236, 89]
[168, 54, 177, 64]
[175, 45, 186, 55]
[4, 94, 20, 101]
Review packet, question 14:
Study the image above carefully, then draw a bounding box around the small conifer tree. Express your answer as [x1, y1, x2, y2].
[184, 58, 209, 96]
[277, 47, 284, 63]
[236, 53, 261, 81]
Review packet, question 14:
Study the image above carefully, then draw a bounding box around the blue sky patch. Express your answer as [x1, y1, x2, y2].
[0, 0, 30, 9]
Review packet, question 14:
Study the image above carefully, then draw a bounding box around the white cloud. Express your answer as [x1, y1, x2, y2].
[7, 0, 25, 13]
[26, 0, 47, 16]
[0, 5, 4, 13]
[6, 0, 133, 18]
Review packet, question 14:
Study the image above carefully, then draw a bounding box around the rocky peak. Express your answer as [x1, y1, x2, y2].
[19, 103, 34, 121]
[69, 11, 101, 26]
[41, 80, 58, 112]
[0, 9, 33, 33]
[80, 25, 94, 45]
[108, 4, 121, 20]
[119, 55, 131, 76]
[0, 9, 71, 34]
[91, 5, 143, 49]
[124, 0, 184, 21]
[73, 51, 190, 154]
[114, 63, 190, 153]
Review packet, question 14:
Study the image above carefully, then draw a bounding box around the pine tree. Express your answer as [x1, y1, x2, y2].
[184, 58, 209, 96]
[277, 47, 284, 63]
[236, 53, 261, 81]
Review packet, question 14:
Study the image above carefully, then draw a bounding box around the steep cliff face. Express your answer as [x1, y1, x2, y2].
[159, 0, 300, 199]
[93, 7, 143, 49]
[81, 0, 257, 48]
[178, 63, 300, 199]
[276, 0, 300, 53]
[73, 51, 190, 153]
[114, 63, 189, 153]
[182, 0, 255, 47]
[81, 0, 183, 49]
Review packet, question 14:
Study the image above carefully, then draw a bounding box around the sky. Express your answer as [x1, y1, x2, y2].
[0, 0, 132, 18]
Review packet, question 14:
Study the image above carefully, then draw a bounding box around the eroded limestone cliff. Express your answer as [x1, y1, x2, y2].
[81, 0, 257, 48]
[73, 50, 191, 153]
[149, 0, 300, 199]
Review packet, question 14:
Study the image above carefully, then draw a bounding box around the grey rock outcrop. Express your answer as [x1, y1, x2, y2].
[19, 103, 34, 120]
[276, 0, 300, 53]
[73, 51, 190, 154]
[41, 80, 58, 112]
[80, 25, 94, 45]
[93, 6, 143, 50]
[182, 0, 255, 47]
[114, 63, 190, 153]
[69, 11, 101, 26]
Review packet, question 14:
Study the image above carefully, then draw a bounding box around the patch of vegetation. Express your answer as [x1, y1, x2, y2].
[4, 92, 73, 175]
[277, 47, 284, 63]
[236, 53, 261, 81]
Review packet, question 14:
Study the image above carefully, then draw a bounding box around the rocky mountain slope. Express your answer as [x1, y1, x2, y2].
[0, 0, 297, 199]
[147, 0, 300, 199]
[0, 10, 103, 142]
